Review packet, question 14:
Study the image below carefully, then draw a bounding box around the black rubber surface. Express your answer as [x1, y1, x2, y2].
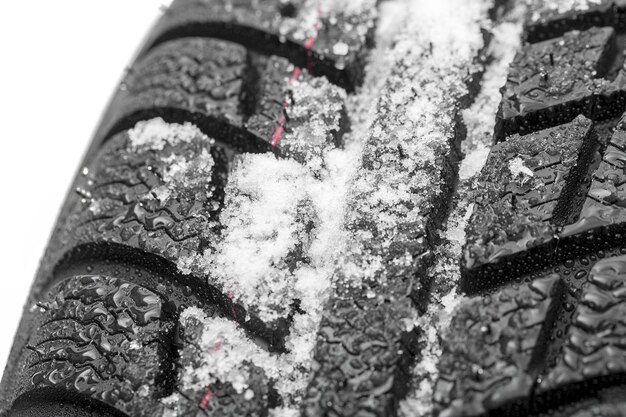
[6, 1, 626, 417]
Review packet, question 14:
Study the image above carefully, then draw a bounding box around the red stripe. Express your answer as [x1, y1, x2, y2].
[268, 14, 322, 147]
[270, 125, 285, 147]
[226, 292, 239, 321]
[304, 33, 316, 50]
[200, 387, 213, 409]
[289, 67, 301, 84]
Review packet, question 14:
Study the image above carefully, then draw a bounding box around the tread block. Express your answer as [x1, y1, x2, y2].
[67, 124, 227, 266]
[434, 275, 564, 417]
[98, 38, 347, 161]
[303, 287, 421, 417]
[146, 0, 376, 91]
[495, 26, 626, 140]
[15, 276, 172, 417]
[462, 115, 599, 293]
[563, 112, 626, 237]
[536, 255, 626, 401]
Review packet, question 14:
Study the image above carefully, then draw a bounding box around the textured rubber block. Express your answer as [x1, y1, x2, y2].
[303, 282, 422, 417]
[536, 255, 626, 406]
[8, 276, 174, 417]
[562, 111, 626, 238]
[97, 38, 347, 161]
[50, 126, 227, 274]
[434, 275, 564, 417]
[495, 26, 626, 140]
[462, 115, 599, 293]
[144, 0, 376, 91]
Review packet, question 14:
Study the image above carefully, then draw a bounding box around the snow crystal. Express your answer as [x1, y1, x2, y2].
[332, 41, 349, 55]
[128, 117, 208, 151]
[509, 156, 534, 178]
[459, 147, 491, 180]
[151, 149, 215, 203]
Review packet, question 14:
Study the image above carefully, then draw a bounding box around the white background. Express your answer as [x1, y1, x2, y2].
[0, 1, 168, 377]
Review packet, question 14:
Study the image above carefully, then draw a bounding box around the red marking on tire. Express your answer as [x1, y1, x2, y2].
[226, 292, 238, 321]
[200, 387, 213, 409]
[270, 105, 289, 146]
[269, 15, 322, 147]
[288, 67, 302, 84]
[199, 340, 221, 409]
[208, 341, 222, 354]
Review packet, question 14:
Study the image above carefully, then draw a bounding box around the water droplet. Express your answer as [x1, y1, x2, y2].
[332, 42, 349, 56]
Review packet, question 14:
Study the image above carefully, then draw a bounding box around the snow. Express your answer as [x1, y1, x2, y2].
[175, 131, 358, 325]
[185, 154, 317, 322]
[128, 117, 208, 151]
[459, 147, 491, 180]
[280, 77, 346, 166]
[178, 312, 280, 394]
[509, 156, 535, 178]
[167, 0, 409, 412]
[171, 136, 361, 410]
[159, 0, 553, 413]
[151, 149, 215, 203]
[332, 42, 349, 55]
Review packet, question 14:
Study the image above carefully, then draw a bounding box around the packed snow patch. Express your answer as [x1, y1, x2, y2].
[177, 145, 357, 323]
[128, 117, 206, 151]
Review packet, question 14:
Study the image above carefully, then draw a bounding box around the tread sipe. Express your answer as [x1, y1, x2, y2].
[7, 1, 626, 417]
